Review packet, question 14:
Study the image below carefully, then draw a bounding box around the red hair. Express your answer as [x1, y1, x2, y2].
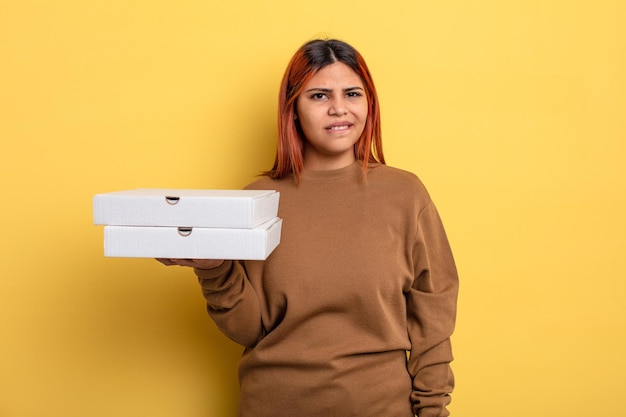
[267, 39, 385, 181]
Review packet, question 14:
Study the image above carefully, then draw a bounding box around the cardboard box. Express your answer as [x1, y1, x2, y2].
[103, 218, 282, 260]
[94, 189, 279, 228]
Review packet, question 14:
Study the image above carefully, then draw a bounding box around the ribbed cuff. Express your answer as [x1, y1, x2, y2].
[194, 260, 232, 279]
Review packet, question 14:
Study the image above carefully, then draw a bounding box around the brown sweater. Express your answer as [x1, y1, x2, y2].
[195, 161, 458, 417]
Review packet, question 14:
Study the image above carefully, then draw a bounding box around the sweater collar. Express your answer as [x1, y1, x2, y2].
[300, 160, 363, 182]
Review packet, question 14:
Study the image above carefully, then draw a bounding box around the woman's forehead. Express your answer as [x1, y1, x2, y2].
[304, 63, 364, 89]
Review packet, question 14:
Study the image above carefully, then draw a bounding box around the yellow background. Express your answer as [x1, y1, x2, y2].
[1, 1, 624, 416]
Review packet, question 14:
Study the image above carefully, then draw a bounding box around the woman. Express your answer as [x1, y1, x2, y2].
[159, 39, 458, 417]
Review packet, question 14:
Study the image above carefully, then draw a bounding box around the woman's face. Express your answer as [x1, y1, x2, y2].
[296, 62, 368, 170]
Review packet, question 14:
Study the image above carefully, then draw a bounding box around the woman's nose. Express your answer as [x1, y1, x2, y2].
[328, 98, 348, 116]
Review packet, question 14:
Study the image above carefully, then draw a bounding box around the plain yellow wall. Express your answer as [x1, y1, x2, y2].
[1, 1, 625, 416]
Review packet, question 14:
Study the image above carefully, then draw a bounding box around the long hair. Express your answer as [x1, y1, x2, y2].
[267, 39, 385, 181]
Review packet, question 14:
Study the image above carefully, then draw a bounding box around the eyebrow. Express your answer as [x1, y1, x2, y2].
[304, 86, 365, 93]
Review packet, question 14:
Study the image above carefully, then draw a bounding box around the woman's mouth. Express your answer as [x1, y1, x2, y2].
[326, 123, 352, 132]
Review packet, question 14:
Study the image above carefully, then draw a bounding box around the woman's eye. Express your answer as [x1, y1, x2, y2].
[346, 91, 363, 98]
[311, 93, 326, 100]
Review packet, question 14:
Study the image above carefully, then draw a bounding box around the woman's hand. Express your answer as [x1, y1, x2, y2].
[156, 258, 225, 270]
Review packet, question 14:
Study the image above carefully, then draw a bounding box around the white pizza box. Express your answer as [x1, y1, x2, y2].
[103, 218, 282, 260]
[93, 189, 279, 229]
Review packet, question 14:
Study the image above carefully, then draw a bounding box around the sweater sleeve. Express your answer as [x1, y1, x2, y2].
[406, 201, 459, 417]
[194, 260, 263, 347]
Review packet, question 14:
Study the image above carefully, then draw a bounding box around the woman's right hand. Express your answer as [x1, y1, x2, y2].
[156, 258, 225, 270]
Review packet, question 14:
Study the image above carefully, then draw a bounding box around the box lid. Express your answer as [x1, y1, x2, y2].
[93, 188, 279, 228]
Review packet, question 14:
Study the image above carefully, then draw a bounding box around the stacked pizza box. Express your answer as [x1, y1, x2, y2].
[93, 189, 281, 260]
